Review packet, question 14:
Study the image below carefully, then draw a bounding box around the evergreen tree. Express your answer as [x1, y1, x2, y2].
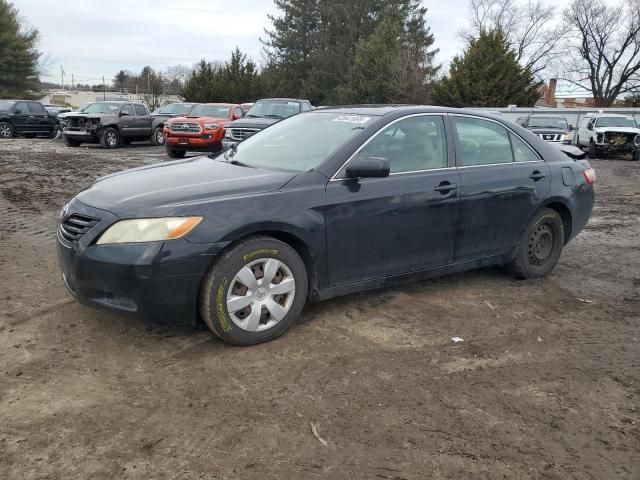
[0, 0, 41, 97]
[432, 29, 542, 108]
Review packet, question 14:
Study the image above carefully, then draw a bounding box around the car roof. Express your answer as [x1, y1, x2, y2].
[255, 98, 309, 103]
[310, 105, 508, 118]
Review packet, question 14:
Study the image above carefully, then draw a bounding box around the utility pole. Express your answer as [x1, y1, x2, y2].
[61, 66, 65, 90]
[103, 76, 106, 100]
[71, 73, 74, 90]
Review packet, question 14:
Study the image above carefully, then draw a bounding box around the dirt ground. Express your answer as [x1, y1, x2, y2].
[0, 138, 638, 480]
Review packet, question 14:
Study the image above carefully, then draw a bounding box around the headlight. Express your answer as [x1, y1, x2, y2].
[164, 121, 172, 129]
[204, 123, 220, 130]
[96, 217, 203, 245]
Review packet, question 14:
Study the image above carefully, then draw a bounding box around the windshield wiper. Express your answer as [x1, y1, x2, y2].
[264, 114, 284, 119]
[245, 114, 259, 118]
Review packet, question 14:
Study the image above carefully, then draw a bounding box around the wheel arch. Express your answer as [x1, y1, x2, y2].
[540, 198, 573, 244]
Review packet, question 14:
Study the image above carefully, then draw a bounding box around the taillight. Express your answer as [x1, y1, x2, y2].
[583, 168, 596, 185]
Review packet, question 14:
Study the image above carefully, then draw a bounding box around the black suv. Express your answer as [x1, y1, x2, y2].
[150, 102, 198, 146]
[0, 99, 59, 139]
[223, 98, 313, 147]
[61, 101, 154, 149]
[516, 115, 574, 144]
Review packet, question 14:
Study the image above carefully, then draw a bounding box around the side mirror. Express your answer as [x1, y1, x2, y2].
[587, 124, 593, 130]
[568, 125, 574, 131]
[345, 156, 390, 179]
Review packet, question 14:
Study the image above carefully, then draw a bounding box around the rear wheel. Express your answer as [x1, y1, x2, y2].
[100, 127, 120, 149]
[62, 134, 81, 147]
[165, 144, 186, 158]
[507, 208, 564, 279]
[0, 121, 14, 138]
[151, 126, 164, 146]
[200, 236, 308, 346]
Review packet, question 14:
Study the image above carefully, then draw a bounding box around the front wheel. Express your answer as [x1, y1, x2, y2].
[633, 150, 639, 162]
[165, 144, 186, 158]
[200, 236, 308, 346]
[0, 121, 15, 138]
[62, 134, 81, 147]
[507, 208, 564, 279]
[151, 126, 164, 146]
[100, 127, 120, 149]
[588, 141, 598, 159]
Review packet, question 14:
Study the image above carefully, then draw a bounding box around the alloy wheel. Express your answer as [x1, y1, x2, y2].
[155, 128, 164, 145]
[0, 124, 12, 138]
[107, 131, 117, 146]
[226, 258, 296, 332]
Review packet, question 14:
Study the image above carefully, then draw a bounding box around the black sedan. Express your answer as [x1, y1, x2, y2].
[57, 106, 595, 345]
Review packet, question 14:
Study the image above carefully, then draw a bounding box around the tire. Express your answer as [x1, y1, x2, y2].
[151, 126, 164, 146]
[165, 144, 186, 158]
[632, 150, 639, 162]
[574, 135, 579, 147]
[200, 236, 308, 346]
[0, 121, 15, 138]
[62, 134, 81, 147]
[100, 127, 120, 149]
[48, 125, 61, 140]
[507, 208, 564, 280]
[588, 141, 598, 159]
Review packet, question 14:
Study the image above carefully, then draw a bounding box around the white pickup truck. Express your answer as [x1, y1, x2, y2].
[575, 113, 640, 160]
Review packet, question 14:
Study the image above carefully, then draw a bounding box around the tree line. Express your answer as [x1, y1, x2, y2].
[1, 0, 639, 108]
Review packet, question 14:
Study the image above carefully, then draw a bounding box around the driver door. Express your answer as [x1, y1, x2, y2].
[324, 115, 460, 286]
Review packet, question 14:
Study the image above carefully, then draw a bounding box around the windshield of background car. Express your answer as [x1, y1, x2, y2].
[188, 105, 230, 118]
[153, 103, 195, 115]
[528, 117, 568, 129]
[246, 101, 301, 119]
[596, 116, 638, 128]
[227, 112, 372, 172]
[82, 103, 121, 114]
[0, 100, 16, 110]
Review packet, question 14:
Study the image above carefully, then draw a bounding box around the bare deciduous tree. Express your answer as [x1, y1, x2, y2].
[563, 0, 640, 107]
[462, 0, 567, 77]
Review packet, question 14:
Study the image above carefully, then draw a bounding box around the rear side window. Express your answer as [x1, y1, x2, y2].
[453, 117, 513, 166]
[120, 104, 134, 116]
[27, 102, 45, 114]
[510, 134, 539, 162]
[134, 104, 148, 116]
[356, 115, 447, 173]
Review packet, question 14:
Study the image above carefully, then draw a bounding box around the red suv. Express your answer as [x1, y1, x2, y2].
[163, 103, 244, 158]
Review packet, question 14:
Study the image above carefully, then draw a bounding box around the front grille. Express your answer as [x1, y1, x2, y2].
[67, 117, 95, 128]
[606, 132, 635, 146]
[226, 128, 260, 141]
[538, 133, 563, 142]
[58, 214, 100, 243]
[171, 122, 201, 134]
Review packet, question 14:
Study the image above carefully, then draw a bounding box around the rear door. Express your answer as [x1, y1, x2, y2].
[451, 115, 551, 261]
[325, 114, 460, 285]
[27, 102, 50, 133]
[133, 104, 152, 136]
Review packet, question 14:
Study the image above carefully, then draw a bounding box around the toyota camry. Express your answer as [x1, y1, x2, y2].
[57, 106, 595, 345]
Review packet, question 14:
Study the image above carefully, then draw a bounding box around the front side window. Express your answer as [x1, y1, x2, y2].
[354, 116, 447, 173]
[453, 117, 513, 166]
[13, 101, 27, 114]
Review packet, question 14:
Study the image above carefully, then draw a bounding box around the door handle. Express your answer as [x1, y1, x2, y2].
[434, 181, 458, 193]
[529, 171, 546, 181]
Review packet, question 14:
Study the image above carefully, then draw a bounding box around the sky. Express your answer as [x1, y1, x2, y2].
[14, 0, 569, 86]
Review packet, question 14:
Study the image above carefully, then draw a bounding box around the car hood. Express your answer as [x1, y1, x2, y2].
[528, 127, 567, 134]
[594, 126, 640, 134]
[76, 156, 296, 217]
[63, 112, 113, 120]
[227, 117, 279, 129]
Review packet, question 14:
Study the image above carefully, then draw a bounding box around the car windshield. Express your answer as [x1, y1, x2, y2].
[82, 103, 121, 114]
[225, 112, 372, 172]
[0, 100, 16, 110]
[245, 100, 301, 119]
[153, 103, 195, 115]
[528, 117, 568, 129]
[188, 105, 230, 118]
[596, 116, 638, 128]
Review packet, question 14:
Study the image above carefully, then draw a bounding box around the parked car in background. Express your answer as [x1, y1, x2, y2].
[61, 101, 154, 149]
[223, 98, 313, 147]
[163, 103, 244, 158]
[576, 113, 640, 160]
[517, 115, 574, 144]
[0, 99, 59, 139]
[57, 106, 595, 346]
[240, 103, 254, 115]
[149, 102, 198, 146]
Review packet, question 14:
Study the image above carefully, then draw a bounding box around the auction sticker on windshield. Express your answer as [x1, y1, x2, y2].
[333, 114, 371, 124]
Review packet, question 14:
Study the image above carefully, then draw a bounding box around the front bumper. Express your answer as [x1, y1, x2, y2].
[164, 131, 224, 151]
[56, 199, 227, 325]
[62, 128, 99, 140]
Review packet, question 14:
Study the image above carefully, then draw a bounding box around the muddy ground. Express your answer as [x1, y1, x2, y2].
[0, 138, 638, 480]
